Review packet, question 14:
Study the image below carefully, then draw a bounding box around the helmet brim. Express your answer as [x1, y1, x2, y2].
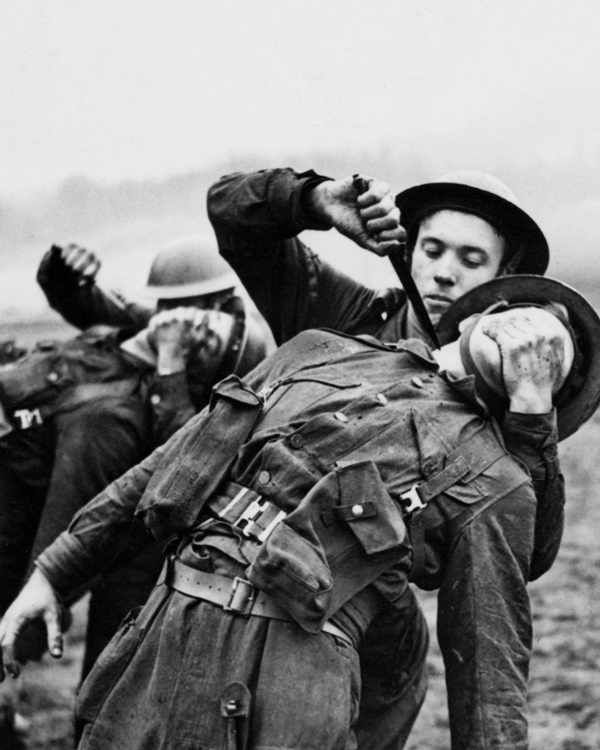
[395, 182, 549, 276]
[437, 275, 600, 440]
[145, 272, 238, 299]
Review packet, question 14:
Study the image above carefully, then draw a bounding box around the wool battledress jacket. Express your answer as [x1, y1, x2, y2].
[37, 328, 554, 750]
[207, 167, 564, 577]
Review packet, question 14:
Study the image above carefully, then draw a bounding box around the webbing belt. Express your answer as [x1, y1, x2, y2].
[161, 557, 353, 647]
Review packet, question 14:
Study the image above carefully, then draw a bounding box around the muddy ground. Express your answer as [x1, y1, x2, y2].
[3, 323, 600, 750]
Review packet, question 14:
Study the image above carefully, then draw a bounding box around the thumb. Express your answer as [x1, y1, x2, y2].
[44, 605, 64, 659]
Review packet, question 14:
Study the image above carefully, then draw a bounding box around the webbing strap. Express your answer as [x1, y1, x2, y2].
[405, 427, 508, 582]
[413, 427, 507, 505]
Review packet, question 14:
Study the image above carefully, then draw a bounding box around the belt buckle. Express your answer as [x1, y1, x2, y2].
[224, 577, 255, 617]
[400, 483, 426, 514]
[232, 497, 268, 536]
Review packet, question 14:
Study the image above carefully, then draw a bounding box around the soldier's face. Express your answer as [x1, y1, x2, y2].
[186, 311, 235, 385]
[411, 210, 506, 325]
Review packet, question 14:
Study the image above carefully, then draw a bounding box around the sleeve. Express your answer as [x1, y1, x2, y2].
[500, 409, 565, 581]
[35, 409, 204, 595]
[207, 168, 382, 345]
[37, 247, 153, 332]
[436, 483, 536, 750]
[150, 372, 198, 444]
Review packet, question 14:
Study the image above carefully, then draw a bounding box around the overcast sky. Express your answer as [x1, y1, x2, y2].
[2, 0, 600, 196]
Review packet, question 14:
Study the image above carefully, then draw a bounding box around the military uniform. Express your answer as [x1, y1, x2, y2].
[207, 168, 565, 744]
[36, 329, 559, 750]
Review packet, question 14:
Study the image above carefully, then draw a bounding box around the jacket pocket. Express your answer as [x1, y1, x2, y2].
[333, 460, 408, 556]
[247, 519, 333, 633]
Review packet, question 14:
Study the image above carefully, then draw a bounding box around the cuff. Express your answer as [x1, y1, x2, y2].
[501, 409, 559, 479]
[269, 168, 334, 234]
[35, 533, 97, 597]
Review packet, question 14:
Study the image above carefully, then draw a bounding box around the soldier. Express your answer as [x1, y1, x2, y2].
[0, 275, 598, 750]
[37, 235, 272, 437]
[207, 167, 560, 745]
[0, 240, 268, 744]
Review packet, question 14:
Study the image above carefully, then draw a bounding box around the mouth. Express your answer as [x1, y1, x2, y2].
[424, 294, 454, 306]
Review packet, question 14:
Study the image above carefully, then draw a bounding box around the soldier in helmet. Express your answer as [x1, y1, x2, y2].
[37, 235, 272, 438]
[1, 274, 598, 750]
[0, 240, 269, 744]
[207, 168, 561, 746]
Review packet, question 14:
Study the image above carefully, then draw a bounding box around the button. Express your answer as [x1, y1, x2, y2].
[421, 459, 437, 476]
[411, 377, 424, 388]
[290, 434, 305, 449]
[150, 394, 161, 405]
[376, 393, 388, 406]
[351, 504, 364, 517]
[334, 412, 348, 422]
[47, 372, 59, 383]
[258, 470, 271, 485]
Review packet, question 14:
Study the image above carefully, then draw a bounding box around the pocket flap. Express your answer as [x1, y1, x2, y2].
[210, 375, 264, 409]
[336, 460, 407, 556]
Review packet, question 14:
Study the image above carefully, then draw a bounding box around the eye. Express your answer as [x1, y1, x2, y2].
[462, 254, 485, 269]
[421, 243, 442, 259]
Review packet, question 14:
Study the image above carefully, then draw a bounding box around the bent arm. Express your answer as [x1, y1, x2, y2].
[34, 405, 207, 595]
[207, 169, 381, 344]
[436, 483, 536, 750]
[500, 410, 565, 580]
[37, 245, 153, 331]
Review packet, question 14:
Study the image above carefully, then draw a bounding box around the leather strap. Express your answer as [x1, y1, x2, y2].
[163, 557, 353, 647]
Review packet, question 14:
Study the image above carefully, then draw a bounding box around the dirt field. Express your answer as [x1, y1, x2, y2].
[3, 323, 600, 750]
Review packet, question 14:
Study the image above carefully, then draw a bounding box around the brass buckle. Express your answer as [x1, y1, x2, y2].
[224, 577, 255, 617]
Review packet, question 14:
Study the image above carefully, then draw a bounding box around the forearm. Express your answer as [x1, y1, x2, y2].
[207, 168, 332, 246]
[501, 410, 565, 580]
[208, 169, 378, 343]
[45, 280, 151, 332]
[35, 442, 167, 595]
[151, 373, 198, 444]
[437, 488, 535, 749]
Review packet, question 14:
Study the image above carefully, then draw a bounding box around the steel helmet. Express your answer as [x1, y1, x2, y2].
[395, 170, 549, 276]
[437, 275, 600, 440]
[145, 234, 238, 300]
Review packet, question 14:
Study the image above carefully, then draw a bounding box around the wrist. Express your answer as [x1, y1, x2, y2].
[156, 353, 187, 376]
[508, 388, 552, 414]
[304, 182, 334, 227]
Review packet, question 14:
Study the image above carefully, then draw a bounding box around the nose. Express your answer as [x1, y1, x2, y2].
[433, 256, 458, 286]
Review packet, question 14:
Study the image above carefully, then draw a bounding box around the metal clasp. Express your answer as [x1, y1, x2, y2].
[400, 484, 426, 514]
[224, 577, 256, 617]
[232, 497, 268, 536]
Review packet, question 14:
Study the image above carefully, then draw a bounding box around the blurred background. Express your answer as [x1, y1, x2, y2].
[1, 0, 600, 338]
[2, 3, 600, 748]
